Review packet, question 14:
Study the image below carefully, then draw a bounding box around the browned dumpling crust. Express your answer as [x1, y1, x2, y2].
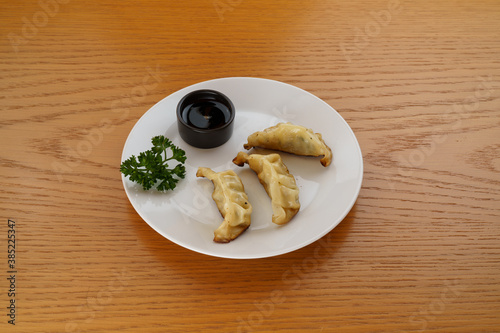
[243, 122, 333, 167]
[196, 167, 252, 243]
[233, 152, 300, 225]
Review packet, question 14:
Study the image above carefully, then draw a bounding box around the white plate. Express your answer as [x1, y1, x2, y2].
[121, 77, 363, 259]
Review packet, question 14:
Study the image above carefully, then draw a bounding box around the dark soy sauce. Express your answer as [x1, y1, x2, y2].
[182, 100, 232, 129]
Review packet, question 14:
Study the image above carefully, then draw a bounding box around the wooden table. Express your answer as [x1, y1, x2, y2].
[1, 0, 499, 332]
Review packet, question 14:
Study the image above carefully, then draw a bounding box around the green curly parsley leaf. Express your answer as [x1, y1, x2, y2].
[120, 135, 186, 191]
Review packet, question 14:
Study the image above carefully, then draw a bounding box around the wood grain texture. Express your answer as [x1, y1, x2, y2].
[1, 0, 499, 332]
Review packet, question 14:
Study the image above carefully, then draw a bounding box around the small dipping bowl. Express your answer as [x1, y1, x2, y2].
[176, 89, 235, 149]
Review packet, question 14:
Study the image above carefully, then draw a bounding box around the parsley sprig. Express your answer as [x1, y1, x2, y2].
[120, 136, 187, 191]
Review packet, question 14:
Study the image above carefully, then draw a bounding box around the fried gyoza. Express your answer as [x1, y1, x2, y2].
[243, 122, 333, 167]
[232, 152, 300, 225]
[196, 167, 252, 243]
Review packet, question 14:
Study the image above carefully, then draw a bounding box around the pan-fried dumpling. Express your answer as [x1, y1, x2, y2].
[243, 122, 333, 167]
[196, 167, 252, 243]
[232, 152, 300, 225]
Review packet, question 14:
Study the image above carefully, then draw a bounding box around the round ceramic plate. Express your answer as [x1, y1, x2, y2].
[121, 77, 363, 259]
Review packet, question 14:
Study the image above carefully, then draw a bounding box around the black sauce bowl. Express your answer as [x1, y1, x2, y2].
[176, 89, 235, 149]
